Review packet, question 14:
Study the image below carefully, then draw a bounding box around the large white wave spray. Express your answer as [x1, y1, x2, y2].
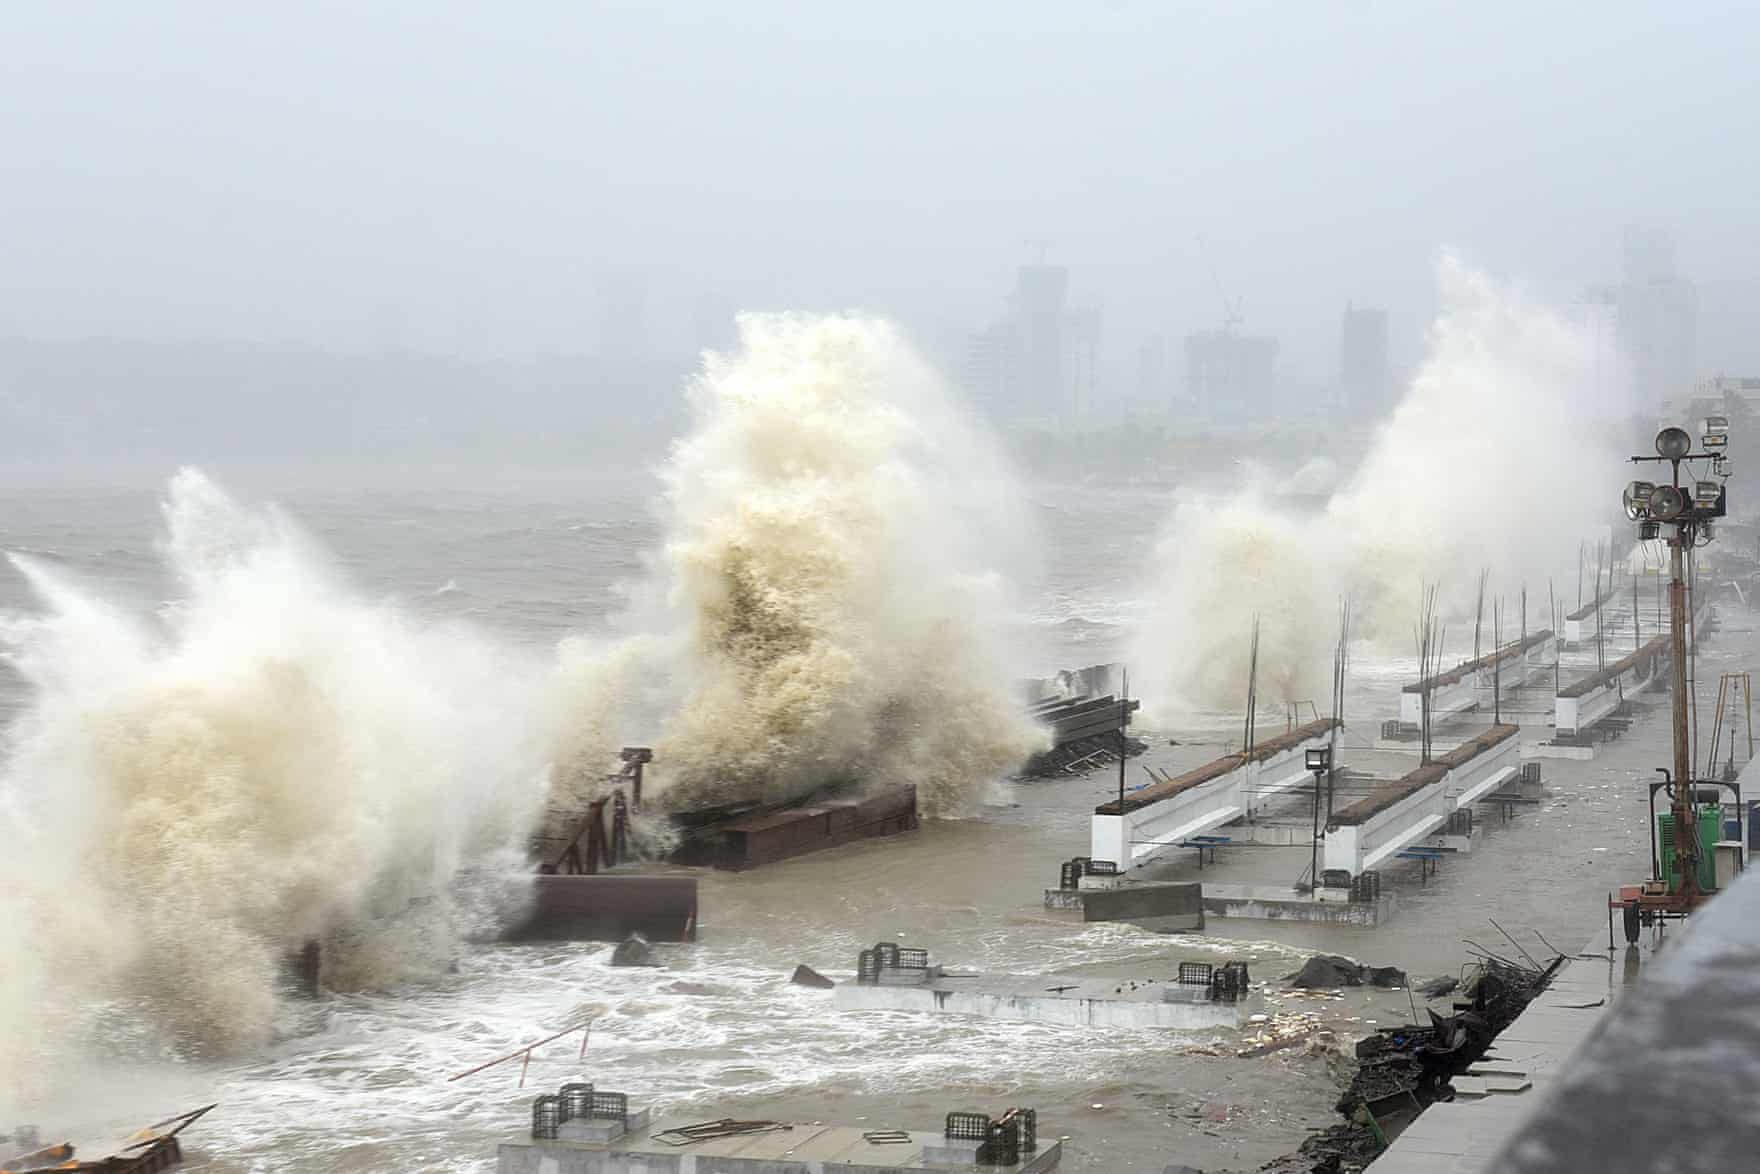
[0, 471, 550, 1099]
[570, 313, 1046, 817]
[1137, 255, 1628, 709]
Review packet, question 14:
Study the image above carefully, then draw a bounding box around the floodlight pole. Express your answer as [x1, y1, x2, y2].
[1629, 436, 1720, 904]
[1303, 746, 1330, 891]
[1666, 520, 1696, 898]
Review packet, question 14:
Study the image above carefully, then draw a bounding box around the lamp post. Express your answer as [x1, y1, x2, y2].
[1622, 418, 1730, 913]
[1305, 745, 1333, 892]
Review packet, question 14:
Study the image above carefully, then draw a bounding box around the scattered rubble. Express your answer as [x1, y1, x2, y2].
[1021, 733, 1148, 778]
[1257, 944, 1563, 1172]
[609, 933, 661, 967]
[1282, 954, 1406, 990]
[1235, 1007, 1335, 1059]
[1362, 966, 1406, 989]
[1416, 974, 1459, 998]
[790, 964, 836, 989]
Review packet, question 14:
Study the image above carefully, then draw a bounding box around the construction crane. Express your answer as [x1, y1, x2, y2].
[1198, 235, 1243, 333]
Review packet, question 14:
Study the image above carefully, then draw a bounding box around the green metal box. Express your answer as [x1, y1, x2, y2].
[1659, 805, 1724, 892]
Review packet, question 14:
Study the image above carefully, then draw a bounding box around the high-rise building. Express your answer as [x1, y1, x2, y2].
[1338, 304, 1390, 418]
[961, 321, 1015, 417]
[963, 263, 1099, 421]
[1183, 328, 1277, 421]
[1010, 265, 1069, 418]
[1617, 227, 1696, 407]
[1065, 305, 1101, 419]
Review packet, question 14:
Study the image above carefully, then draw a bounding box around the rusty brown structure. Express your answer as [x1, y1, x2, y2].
[501, 746, 699, 943]
[671, 785, 919, 870]
[3, 1106, 214, 1174]
[500, 873, 698, 943]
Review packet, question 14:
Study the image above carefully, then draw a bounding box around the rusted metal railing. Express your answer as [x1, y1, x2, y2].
[448, 1020, 595, 1088]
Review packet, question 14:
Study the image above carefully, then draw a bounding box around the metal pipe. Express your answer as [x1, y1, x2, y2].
[447, 1021, 595, 1083]
[1669, 529, 1698, 900]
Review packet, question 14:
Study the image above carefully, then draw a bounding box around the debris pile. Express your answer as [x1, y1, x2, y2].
[0, 1105, 215, 1174]
[1020, 733, 1148, 778]
[1235, 1006, 1335, 1058]
[1257, 938, 1563, 1173]
[1282, 954, 1407, 990]
[609, 933, 661, 967]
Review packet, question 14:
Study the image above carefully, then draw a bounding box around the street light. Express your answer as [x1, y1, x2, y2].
[1624, 481, 1656, 520]
[1304, 745, 1333, 894]
[1649, 485, 1687, 521]
[1703, 416, 1730, 448]
[1615, 421, 1732, 930]
[1656, 426, 1693, 460]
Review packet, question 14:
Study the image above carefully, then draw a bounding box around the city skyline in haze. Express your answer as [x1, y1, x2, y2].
[6, 4, 1760, 395]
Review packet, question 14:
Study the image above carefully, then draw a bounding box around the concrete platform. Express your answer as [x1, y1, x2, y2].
[499, 1122, 1062, 1173]
[1200, 882, 1395, 926]
[1040, 880, 1203, 932]
[834, 972, 1256, 1030]
[1529, 742, 1595, 760]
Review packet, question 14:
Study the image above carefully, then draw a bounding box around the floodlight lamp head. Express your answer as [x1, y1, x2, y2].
[1623, 480, 1656, 521]
[1638, 520, 1660, 541]
[1695, 480, 1721, 506]
[1703, 415, 1730, 437]
[1305, 747, 1331, 772]
[1649, 484, 1687, 521]
[1655, 427, 1693, 460]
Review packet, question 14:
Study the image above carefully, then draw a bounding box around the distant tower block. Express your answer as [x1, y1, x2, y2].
[1338, 304, 1390, 417]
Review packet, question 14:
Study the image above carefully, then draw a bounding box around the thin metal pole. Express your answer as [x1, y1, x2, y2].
[1117, 669, 1129, 812]
[1668, 527, 1698, 900]
[448, 1021, 596, 1083]
[1550, 579, 1561, 696]
[1309, 770, 1321, 890]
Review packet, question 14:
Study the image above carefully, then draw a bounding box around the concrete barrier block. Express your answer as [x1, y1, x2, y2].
[1079, 882, 1203, 932]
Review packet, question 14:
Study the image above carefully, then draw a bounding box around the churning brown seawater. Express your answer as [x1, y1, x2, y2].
[1, 472, 1733, 1172]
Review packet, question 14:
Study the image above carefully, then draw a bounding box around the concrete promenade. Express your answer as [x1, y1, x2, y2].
[500, 1124, 1064, 1173]
[833, 971, 1256, 1030]
[1371, 930, 1656, 1172]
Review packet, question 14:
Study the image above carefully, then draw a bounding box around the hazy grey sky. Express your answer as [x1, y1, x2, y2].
[6, 2, 1758, 377]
